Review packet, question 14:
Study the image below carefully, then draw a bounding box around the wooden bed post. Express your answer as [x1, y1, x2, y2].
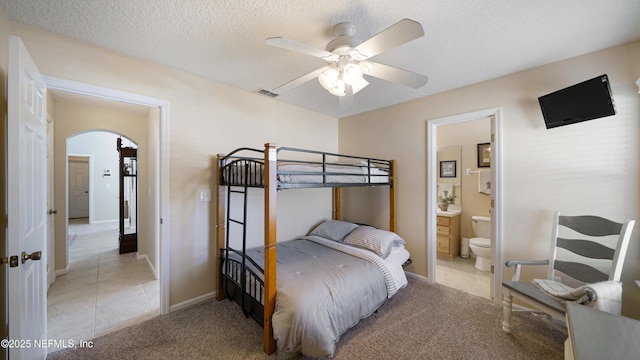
[390, 160, 397, 232]
[215, 154, 226, 301]
[333, 188, 341, 220]
[263, 143, 277, 354]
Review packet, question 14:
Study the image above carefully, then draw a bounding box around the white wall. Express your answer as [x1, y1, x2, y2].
[67, 131, 136, 223]
[340, 41, 640, 318]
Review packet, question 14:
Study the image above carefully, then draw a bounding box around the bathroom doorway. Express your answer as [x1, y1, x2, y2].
[426, 108, 504, 305]
[435, 124, 491, 299]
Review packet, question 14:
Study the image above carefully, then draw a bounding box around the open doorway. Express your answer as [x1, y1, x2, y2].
[434, 120, 492, 299]
[50, 121, 156, 348]
[43, 77, 170, 348]
[426, 107, 504, 305]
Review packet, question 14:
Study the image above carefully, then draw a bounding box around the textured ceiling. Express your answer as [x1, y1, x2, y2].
[1, 1, 639, 118]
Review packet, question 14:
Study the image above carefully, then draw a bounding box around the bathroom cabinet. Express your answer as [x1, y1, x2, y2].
[436, 214, 461, 260]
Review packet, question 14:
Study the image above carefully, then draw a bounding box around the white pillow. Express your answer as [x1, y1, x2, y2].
[308, 220, 359, 242]
[343, 226, 406, 258]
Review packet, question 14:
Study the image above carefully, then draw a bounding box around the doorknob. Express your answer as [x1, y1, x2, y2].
[48, 209, 58, 215]
[1, 255, 19, 268]
[21, 251, 42, 264]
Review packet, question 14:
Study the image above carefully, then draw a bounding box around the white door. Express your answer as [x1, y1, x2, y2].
[7, 35, 48, 360]
[47, 115, 56, 290]
[68, 158, 89, 218]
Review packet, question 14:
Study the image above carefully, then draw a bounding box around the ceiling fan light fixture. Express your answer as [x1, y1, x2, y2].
[318, 67, 339, 91]
[266, 18, 428, 102]
[343, 63, 363, 85]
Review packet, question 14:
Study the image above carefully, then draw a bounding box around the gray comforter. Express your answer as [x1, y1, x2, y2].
[246, 236, 389, 358]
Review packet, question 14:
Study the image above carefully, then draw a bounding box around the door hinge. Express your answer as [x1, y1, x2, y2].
[491, 265, 494, 274]
[1, 255, 19, 268]
[491, 199, 495, 208]
[491, 133, 495, 142]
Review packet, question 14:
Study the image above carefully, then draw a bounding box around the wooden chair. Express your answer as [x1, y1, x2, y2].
[501, 211, 635, 334]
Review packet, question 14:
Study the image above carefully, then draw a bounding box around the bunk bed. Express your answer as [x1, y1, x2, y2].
[215, 143, 404, 358]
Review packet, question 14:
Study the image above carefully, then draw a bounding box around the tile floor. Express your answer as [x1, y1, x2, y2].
[47, 218, 159, 352]
[436, 255, 492, 299]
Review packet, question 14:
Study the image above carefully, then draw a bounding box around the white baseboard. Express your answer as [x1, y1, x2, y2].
[405, 271, 431, 283]
[55, 267, 69, 276]
[136, 254, 158, 279]
[169, 291, 216, 313]
[89, 219, 118, 224]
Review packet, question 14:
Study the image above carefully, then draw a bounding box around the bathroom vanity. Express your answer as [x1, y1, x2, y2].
[436, 210, 461, 260]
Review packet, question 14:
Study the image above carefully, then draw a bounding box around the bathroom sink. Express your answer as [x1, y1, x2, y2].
[436, 209, 462, 217]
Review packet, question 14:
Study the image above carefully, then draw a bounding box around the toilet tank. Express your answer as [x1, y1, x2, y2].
[471, 216, 491, 238]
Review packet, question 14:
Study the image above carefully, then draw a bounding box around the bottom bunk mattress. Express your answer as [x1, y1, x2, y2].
[226, 233, 409, 358]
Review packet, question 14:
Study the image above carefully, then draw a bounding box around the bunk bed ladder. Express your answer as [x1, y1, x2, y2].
[224, 168, 252, 319]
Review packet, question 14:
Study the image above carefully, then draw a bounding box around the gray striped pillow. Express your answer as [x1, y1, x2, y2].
[309, 220, 359, 242]
[343, 226, 405, 258]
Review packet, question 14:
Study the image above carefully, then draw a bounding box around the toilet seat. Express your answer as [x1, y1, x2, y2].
[469, 237, 490, 248]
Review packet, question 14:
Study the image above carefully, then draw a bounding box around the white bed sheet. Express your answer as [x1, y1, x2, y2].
[278, 163, 389, 184]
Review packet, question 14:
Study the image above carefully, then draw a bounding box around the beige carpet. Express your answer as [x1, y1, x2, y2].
[47, 278, 565, 359]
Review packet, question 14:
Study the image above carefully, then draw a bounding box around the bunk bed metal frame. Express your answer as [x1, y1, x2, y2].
[215, 143, 397, 355]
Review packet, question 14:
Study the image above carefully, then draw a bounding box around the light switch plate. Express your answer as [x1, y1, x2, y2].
[199, 190, 211, 202]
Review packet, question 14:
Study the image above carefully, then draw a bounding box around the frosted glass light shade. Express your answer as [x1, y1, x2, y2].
[342, 63, 363, 85]
[318, 67, 339, 91]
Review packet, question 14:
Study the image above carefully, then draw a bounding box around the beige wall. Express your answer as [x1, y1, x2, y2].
[340, 41, 640, 318]
[5, 23, 338, 306]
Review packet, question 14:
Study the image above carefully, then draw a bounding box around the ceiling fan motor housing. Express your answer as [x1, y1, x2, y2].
[326, 22, 362, 54]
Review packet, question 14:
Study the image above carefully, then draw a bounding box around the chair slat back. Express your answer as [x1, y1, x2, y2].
[548, 211, 635, 284]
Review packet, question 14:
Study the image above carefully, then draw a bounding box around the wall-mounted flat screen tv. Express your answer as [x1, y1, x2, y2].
[538, 74, 616, 129]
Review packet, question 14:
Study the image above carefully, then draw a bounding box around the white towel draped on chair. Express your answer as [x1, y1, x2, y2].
[533, 279, 623, 315]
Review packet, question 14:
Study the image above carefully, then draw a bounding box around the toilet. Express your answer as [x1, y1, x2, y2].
[469, 216, 491, 271]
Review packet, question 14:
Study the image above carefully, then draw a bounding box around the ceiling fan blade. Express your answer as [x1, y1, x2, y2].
[366, 62, 428, 89]
[339, 85, 355, 110]
[354, 19, 424, 59]
[266, 37, 335, 59]
[272, 67, 326, 95]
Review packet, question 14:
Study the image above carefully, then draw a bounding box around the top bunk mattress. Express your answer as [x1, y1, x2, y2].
[218, 146, 393, 188]
[222, 161, 390, 187]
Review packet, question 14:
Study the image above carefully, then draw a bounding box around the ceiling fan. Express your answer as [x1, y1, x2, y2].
[266, 18, 429, 108]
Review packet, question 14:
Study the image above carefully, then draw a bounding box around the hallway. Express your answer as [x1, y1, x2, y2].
[47, 218, 159, 351]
